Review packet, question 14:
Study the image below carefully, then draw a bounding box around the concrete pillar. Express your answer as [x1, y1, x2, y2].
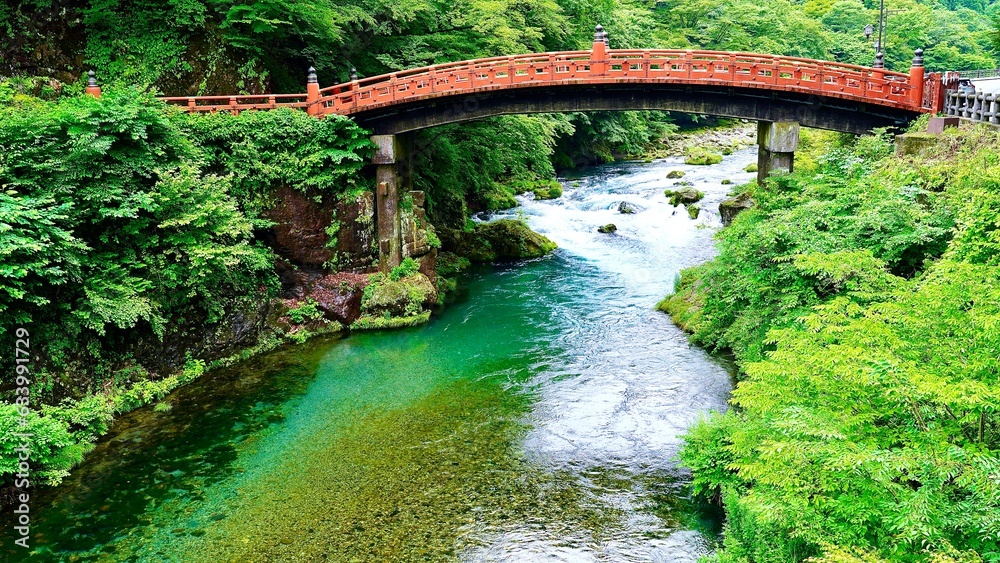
[757, 121, 799, 185]
[372, 133, 412, 272]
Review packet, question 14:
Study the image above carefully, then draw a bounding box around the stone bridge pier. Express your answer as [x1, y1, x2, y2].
[756, 120, 800, 184]
[371, 133, 437, 274]
[372, 134, 410, 271]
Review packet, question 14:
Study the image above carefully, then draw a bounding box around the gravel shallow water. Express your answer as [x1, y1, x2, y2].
[1, 147, 756, 562]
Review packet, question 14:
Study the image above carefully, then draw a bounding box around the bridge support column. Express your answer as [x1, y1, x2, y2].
[756, 121, 799, 185]
[372, 133, 412, 272]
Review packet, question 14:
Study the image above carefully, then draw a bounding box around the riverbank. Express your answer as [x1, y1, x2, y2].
[661, 122, 1000, 562]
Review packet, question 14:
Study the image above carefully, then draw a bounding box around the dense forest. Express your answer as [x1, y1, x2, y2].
[2, 0, 1000, 561]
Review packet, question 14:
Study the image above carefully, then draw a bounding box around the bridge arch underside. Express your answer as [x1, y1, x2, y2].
[351, 84, 922, 135]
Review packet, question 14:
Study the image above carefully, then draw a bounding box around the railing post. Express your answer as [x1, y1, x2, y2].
[85, 71, 101, 98]
[908, 49, 925, 109]
[590, 24, 608, 77]
[306, 66, 320, 116]
[349, 67, 359, 110]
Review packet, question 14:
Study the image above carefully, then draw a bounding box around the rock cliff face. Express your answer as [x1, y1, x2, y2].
[265, 186, 443, 331]
[263, 186, 377, 272]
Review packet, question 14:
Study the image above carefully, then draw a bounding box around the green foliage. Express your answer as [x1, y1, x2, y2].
[0, 88, 276, 368]
[673, 126, 1000, 561]
[287, 298, 324, 324]
[389, 257, 420, 281]
[178, 109, 374, 228]
[425, 229, 442, 249]
[415, 115, 574, 228]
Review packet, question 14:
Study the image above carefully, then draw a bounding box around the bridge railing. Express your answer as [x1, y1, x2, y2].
[159, 93, 311, 113]
[944, 90, 999, 125]
[314, 49, 922, 115]
[147, 40, 937, 116]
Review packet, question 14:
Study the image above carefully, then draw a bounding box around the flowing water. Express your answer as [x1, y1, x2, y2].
[2, 147, 757, 563]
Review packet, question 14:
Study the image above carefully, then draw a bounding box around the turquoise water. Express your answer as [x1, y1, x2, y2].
[1, 148, 756, 562]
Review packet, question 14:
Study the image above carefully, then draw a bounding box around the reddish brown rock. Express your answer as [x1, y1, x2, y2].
[264, 186, 338, 267]
[283, 271, 370, 325]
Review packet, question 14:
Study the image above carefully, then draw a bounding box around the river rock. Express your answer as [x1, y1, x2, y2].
[686, 204, 700, 219]
[666, 170, 685, 179]
[439, 220, 557, 262]
[664, 187, 704, 207]
[598, 224, 617, 233]
[618, 202, 635, 214]
[719, 192, 754, 226]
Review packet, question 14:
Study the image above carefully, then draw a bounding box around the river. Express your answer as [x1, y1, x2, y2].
[2, 146, 756, 563]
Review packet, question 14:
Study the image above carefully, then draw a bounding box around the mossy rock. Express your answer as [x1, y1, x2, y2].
[721, 179, 733, 185]
[351, 311, 431, 331]
[719, 192, 755, 226]
[686, 204, 700, 219]
[744, 163, 759, 173]
[684, 148, 724, 166]
[486, 191, 518, 210]
[618, 202, 635, 214]
[443, 219, 557, 262]
[664, 187, 704, 207]
[360, 273, 436, 318]
[666, 170, 685, 179]
[597, 224, 618, 234]
[532, 179, 563, 200]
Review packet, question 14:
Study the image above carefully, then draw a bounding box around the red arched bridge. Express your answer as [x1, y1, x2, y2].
[150, 28, 943, 136]
[82, 27, 946, 271]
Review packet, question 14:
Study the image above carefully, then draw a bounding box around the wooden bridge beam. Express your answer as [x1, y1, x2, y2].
[371, 133, 413, 272]
[757, 121, 799, 184]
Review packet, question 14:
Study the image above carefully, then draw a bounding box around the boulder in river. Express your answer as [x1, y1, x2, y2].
[666, 170, 685, 179]
[686, 204, 700, 220]
[664, 187, 704, 207]
[598, 224, 618, 234]
[618, 202, 635, 214]
[440, 219, 557, 262]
